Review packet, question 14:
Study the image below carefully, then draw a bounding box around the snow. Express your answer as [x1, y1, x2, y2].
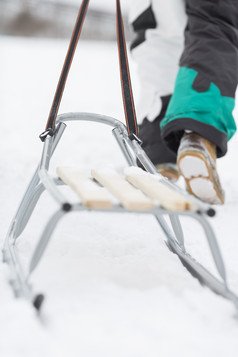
[1, 35, 238, 356]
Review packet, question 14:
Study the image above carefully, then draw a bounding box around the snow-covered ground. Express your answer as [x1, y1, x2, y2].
[1, 36, 238, 357]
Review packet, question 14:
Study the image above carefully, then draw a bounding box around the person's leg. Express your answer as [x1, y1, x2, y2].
[129, 0, 187, 180]
[160, 0, 238, 203]
[160, 0, 238, 157]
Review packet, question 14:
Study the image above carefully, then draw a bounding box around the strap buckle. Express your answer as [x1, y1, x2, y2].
[128, 133, 143, 146]
[39, 128, 55, 142]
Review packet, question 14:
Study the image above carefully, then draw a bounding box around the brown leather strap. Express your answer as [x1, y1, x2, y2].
[41, 0, 137, 140]
[116, 0, 138, 136]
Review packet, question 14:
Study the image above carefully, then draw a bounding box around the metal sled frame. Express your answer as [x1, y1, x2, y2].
[3, 113, 238, 311]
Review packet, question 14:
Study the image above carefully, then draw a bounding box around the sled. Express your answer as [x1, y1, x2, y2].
[3, 112, 238, 311]
[2, 0, 238, 312]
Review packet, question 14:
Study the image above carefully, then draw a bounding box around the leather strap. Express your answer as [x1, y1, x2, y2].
[41, 0, 137, 140]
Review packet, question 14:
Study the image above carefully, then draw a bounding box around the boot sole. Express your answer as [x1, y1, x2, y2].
[177, 152, 224, 205]
[156, 164, 180, 183]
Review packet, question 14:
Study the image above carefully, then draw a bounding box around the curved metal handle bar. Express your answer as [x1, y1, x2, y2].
[57, 112, 127, 133]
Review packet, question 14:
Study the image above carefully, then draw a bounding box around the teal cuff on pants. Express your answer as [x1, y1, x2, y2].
[160, 67, 237, 141]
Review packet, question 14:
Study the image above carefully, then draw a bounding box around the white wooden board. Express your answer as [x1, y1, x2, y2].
[91, 168, 155, 211]
[125, 167, 196, 211]
[56, 167, 113, 209]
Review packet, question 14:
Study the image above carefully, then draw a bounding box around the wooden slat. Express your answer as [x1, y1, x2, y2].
[56, 167, 113, 209]
[125, 167, 196, 211]
[91, 168, 155, 211]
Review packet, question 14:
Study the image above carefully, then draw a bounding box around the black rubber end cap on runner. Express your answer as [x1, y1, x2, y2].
[33, 294, 45, 311]
[62, 203, 72, 212]
[196, 208, 216, 217]
[207, 208, 216, 217]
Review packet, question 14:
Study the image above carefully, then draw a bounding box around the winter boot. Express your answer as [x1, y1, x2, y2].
[177, 132, 224, 204]
[138, 95, 179, 182]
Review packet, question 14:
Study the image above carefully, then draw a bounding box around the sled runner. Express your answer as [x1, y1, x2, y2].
[2, 0, 238, 312]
